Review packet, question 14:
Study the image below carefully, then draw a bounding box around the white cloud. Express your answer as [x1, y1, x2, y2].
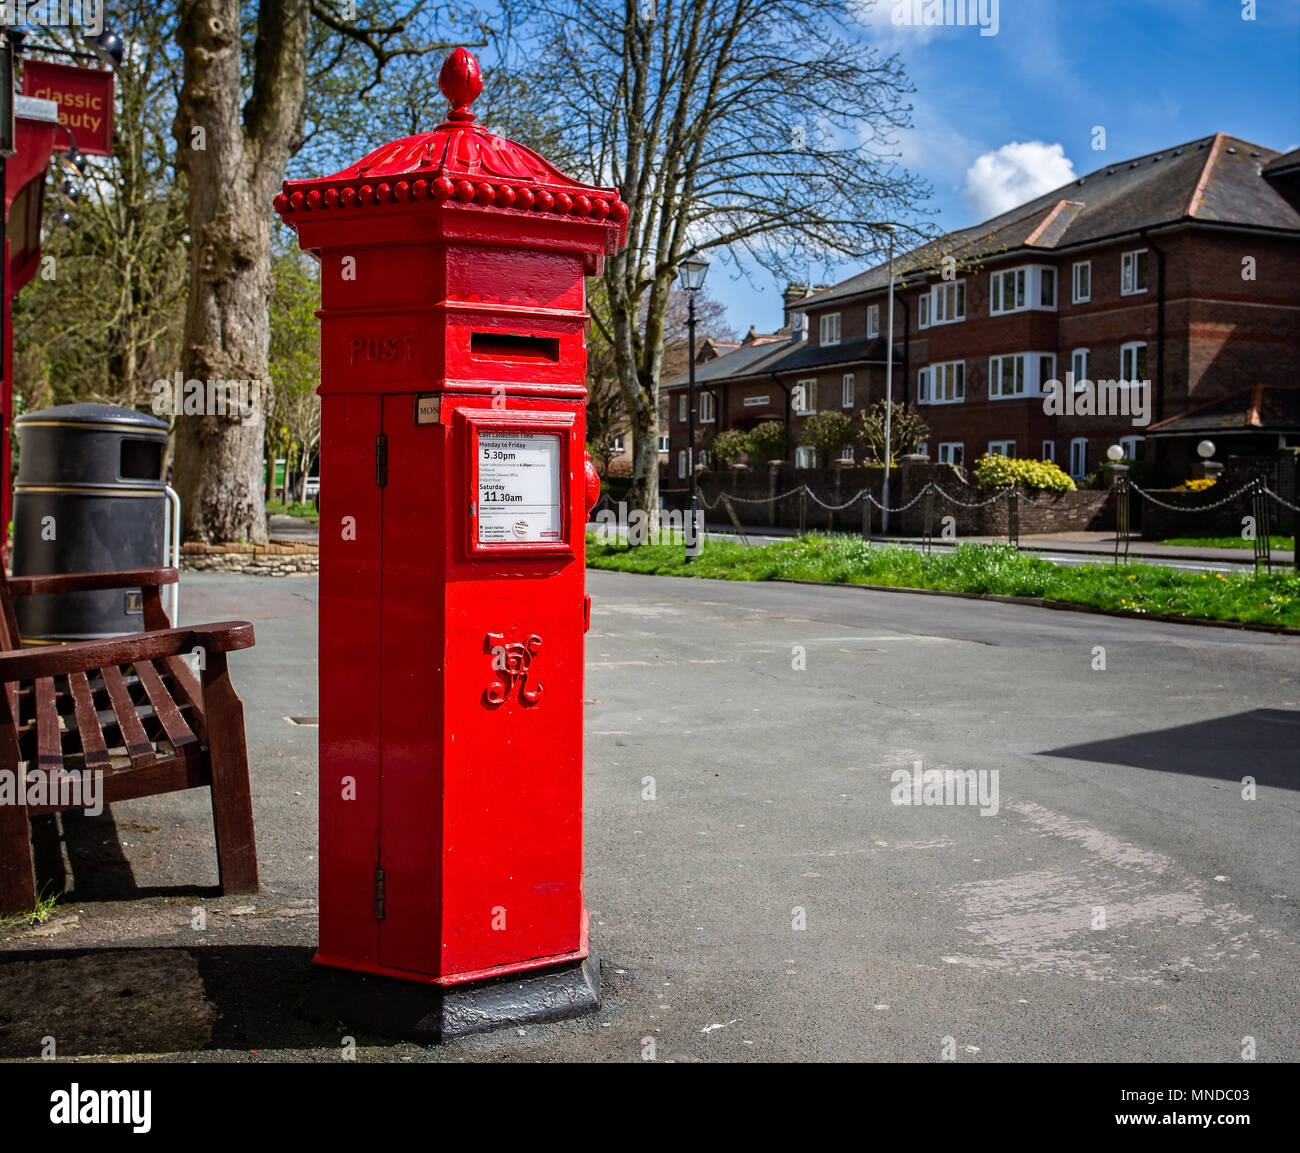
[963, 141, 1076, 218]
[848, 0, 942, 49]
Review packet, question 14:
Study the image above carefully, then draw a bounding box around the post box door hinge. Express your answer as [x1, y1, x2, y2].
[375, 434, 388, 487]
[374, 866, 386, 920]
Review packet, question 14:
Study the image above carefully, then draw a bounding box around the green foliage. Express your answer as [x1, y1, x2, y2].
[859, 401, 929, 465]
[711, 428, 752, 467]
[586, 536, 1300, 627]
[266, 244, 324, 502]
[800, 411, 855, 463]
[747, 421, 791, 463]
[973, 454, 1076, 492]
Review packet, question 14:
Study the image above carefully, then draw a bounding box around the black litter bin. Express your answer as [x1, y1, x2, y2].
[12, 403, 170, 641]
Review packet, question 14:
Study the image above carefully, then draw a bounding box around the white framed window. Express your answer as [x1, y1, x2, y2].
[990, 267, 1025, 314]
[932, 280, 966, 324]
[699, 449, 712, 469]
[1071, 348, 1089, 391]
[842, 373, 855, 408]
[989, 354, 1026, 398]
[839, 444, 855, 463]
[990, 353, 1055, 398]
[612, 435, 624, 452]
[866, 305, 880, 339]
[795, 446, 817, 469]
[678, 394, 687, 422]
[699, 391, 716, 423]
[1069, 437, 1087, 478]
[1120, 341, 1149, 385]
[1118, 435, 1144, 460]
[987, 440, 1016, 458]
[1042, 440, 1055, 463]
[920, 360, 964, 405]
[819, 312, 841, 345]
[1039, 267, 1056, 308]
[677, 450, 687, 478]
[1121, 250, 1148, 295]
[917, 292, 931, 329]
[990, 265, 1057, 314]
[1072, 261, 1091, 303]
[938, 442, 964, 468]
[793, 379, 817, 414]
[658, 434, 670, 453]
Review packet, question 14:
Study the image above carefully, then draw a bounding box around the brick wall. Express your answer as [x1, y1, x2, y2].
[1138, 456, 1297, 539]
[671, 461, 1116, 537]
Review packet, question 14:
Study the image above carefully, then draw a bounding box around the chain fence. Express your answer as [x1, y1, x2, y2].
[593, 474, 1298, 573]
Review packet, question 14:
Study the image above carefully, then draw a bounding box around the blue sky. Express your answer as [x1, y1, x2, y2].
[706, 0, 1300, 336]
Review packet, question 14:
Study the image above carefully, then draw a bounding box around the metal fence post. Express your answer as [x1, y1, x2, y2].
[1113, 469, 1130, 566]
[1008, 486, 1020, 549]
[862, 490, 871, 542]
[1252, 477, 1271, 574]
[798, 486, 807, 535]
[922, 484, 934, 556]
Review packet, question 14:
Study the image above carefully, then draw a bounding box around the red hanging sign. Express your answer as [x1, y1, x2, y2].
[20, 60, 113, 157]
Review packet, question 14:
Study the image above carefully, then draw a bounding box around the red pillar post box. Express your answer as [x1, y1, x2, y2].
[274, 49, 626, 1030]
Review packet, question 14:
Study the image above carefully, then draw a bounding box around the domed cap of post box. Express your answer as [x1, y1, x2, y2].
[274, 47, 628, 251]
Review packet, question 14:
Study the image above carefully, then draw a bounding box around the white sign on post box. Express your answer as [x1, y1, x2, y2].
[477, 431, 563, 543]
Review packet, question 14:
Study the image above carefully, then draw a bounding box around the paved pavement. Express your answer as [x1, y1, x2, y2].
[2, 570, 1297, 1062]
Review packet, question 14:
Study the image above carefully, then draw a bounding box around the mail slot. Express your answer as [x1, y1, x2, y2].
[274, 47, 627, 1006]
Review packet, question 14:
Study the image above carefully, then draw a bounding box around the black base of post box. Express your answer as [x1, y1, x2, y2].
[306, 940, 601, 1043]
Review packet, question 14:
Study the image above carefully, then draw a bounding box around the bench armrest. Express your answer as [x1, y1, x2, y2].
[6, 567, 180, 597]
[0, 621, 255, 683]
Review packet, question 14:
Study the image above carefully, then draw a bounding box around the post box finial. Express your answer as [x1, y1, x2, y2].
[439, 47, 483, 123]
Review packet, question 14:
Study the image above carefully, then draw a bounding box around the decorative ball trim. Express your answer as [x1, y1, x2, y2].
[275, 177, 627, 228]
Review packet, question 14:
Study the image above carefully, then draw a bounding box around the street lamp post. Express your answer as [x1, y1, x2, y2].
[878, 226, 896, 535]
[677, 253, 709, 561]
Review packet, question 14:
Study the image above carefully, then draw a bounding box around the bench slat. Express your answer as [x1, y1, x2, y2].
[99, 664, 155, 768]
[34, 676, 62, 772]
[67, 670, 111, 770]
[134, 659, 197, 750]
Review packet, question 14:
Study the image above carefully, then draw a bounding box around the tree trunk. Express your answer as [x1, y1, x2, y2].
[173, 0, 308, 543]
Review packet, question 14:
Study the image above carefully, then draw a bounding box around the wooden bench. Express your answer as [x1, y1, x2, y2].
[0, 565, 257, 913]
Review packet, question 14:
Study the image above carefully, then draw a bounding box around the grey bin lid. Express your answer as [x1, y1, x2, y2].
[15, 403, 169, 432]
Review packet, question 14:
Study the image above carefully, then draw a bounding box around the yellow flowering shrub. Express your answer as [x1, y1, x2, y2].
[973, 454, 1077, 492]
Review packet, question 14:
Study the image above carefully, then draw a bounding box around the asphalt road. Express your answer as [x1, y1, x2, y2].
[2, 570, 1297, 1063]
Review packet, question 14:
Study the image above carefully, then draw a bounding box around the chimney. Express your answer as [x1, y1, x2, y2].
[780, 283, 811, 337]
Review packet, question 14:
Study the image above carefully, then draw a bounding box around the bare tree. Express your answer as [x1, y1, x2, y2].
[171, 0, 477, 543]
[515, 0, 926, 527]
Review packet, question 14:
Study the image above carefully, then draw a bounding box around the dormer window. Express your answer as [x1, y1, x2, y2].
[819, 312, 841, 345]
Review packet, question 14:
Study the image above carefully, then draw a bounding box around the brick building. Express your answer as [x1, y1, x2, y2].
[664, 133, 1300, 486]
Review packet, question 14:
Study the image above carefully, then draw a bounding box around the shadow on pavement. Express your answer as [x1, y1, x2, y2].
[29, 808, 222, 905]
[1039, 708, 1300, 790]
[0, 945, 336, 1057]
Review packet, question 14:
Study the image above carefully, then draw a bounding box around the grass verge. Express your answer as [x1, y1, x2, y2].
[266, 498, 320, 524]
[587, 534, 1300, 628]
[1157, 534, 1293, 551]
